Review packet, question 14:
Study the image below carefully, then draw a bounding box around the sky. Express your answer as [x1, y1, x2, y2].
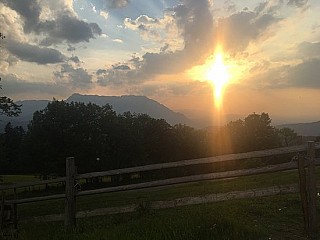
[0, 0, 320, 125]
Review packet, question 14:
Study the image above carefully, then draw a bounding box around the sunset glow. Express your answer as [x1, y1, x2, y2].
[206, 48, 230, 109]
[1, 0, 320, 127]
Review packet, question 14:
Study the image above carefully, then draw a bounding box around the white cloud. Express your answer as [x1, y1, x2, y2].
[112, 38, 123, 43]
[100, 10, 109, 20]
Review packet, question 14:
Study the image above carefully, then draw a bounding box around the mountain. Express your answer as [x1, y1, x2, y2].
[0, 94, 192, 131]
[67, 93, 192, 126]
[277, 121, 320, 136]
[0, 100, 49, 131]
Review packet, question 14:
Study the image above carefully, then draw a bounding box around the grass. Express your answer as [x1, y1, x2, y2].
[16, 168, 320, 218]
[17, 194, 312, 240]
[2, 168, 320, 239]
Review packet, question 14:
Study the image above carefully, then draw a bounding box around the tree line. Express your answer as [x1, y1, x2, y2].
[0, 100, 300, 178]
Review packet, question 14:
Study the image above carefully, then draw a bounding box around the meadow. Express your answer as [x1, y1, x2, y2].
[2, 169, 320, 239]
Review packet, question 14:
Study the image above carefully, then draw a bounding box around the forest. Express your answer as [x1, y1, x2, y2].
[0, 100, 300, 178]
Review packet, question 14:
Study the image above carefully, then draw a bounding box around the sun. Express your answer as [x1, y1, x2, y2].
[206, 47, 230, 109]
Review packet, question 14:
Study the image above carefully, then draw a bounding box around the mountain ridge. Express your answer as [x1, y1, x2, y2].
[0, 93, 192, 131]
[276, 121, 320, 136]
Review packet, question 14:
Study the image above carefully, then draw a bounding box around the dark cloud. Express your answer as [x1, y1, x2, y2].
[2, 0, 41, 33]
[139, 0, 215, 74]
[89, 0, 130, 9]
[2, 0, 102, 45]
[54, 63, 93, 89]
[96, 67, 144, 86]
[113, 64, 130, 70]
[288, 58, 320, 88]
[67, 45, 76, 52]
[287, 0, 308, 8]
[69, 56, 81, 63]
[96, 69, 108, 75]
[108, 0, 130, 8]
[217, 10, 281, 52]
[298, 41, 320, 59]
[247, 58, 320, 89]
[37, 13, 102, 45]
[0, 73, 70, 96]
[6, 40, 66, 64]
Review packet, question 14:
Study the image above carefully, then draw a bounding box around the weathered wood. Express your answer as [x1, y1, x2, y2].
[13, 188, 17, 231]
[65, 157, 76, 229]
[0, 177, 66, 191]
[298, 154, 308, 232]
[8, 194, 65, 205]
[306, 141, 317, 235]
[20, 184, 300, 223]
[0, 192, 4, 230]
[77, 145, 314, 180]
[78, 162, 300, 197]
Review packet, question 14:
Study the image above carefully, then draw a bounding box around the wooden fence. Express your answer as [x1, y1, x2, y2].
[1, 141, 320, 235]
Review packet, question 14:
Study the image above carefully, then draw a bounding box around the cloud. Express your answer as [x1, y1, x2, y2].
[69, 56, 81, 64]
[37, 13, 102, 46]
[247, 58, 320, 89]
[216, 10, 281, 52]
[97, 0, 215, 86]
[288, 58, 320, 88]
[113, 64, 130, 70]
[112, 38, 123, 43]
[54, 63, 93, 89]
[2, 0, 102, 46]
[0, 73, 70, 96]
[124, 15, 161, 40]
[89, 0, 130, 9]
[297, 41, 320, 59]
[100, 10, 109, 20]
[6, 40, 66, 64]
[2, 0, 41, 34]
[107, 0, 130, 9]
[287, 0, 308, 8]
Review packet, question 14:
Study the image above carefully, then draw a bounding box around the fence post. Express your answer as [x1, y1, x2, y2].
[0, 191, 4, 230]
[65, 157, 76, 230]
[13, 187, 18, 233]
[298, 154, 308, 232]
[306, 141, 317, 236]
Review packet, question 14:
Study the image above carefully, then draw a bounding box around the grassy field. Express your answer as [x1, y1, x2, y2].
[11, 168, 320, 218]
[17, 194, 313, 240]
[1, 169, 320, 239]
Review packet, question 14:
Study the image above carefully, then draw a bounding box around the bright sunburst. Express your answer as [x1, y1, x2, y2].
[206, 47, 230, 109]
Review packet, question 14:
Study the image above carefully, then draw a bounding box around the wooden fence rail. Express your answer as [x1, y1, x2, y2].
[1, 142, 319, 235]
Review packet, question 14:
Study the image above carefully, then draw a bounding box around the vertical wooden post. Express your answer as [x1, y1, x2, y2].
[13, 187, 18, 232]
[65, 157, 76, 229]
[307, 141, 317, 235]
[0, 191, 4, 230]
[298, 154, 308, 232]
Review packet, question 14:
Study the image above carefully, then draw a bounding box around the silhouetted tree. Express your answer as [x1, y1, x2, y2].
[278, 127, 299, 147]
[0, 33, 21, 117]
[0, 122, 25, 174]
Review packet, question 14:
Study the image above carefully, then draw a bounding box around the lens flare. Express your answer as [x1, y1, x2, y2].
[206, 47, 230, 110]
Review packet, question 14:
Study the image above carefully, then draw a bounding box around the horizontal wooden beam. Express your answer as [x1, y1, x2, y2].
[77, 161, 301, 197]
[0, 177, 66, 191]
[2, 143, 319, 191]
[77, 145, 316, 179]
[7, 160, 320, 205]
[20, 184, 302, 223]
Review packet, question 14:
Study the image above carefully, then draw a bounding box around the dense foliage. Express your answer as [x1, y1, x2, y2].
[0, 100, 299, 177]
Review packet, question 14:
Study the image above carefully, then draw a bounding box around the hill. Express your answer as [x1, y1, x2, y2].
[0, 94, 192, 131]
[277, 121, 320, 136]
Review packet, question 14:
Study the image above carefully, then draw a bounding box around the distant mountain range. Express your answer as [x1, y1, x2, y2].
[0, 93, 192, 131]
[1, 93, 320, 135]
[276, 121, 320, 137]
